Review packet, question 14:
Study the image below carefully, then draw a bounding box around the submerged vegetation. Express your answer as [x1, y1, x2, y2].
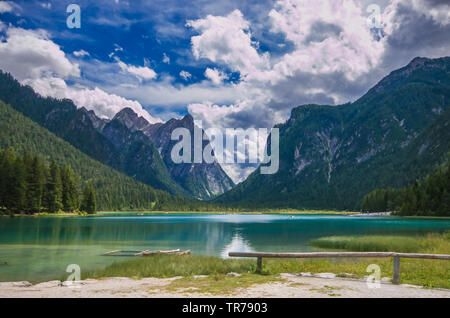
[85, 233, 450, 290]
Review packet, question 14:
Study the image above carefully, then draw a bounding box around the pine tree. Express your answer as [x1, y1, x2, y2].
[8, 156, 26, 214]
[440, 164, 450, 216]
[60, 165, 79, 212]
[25, 155, 44, 213]
[43, 161, 63, 213]
[0, 148, 16, 211]
[399, 187, 417, 216]
[81, 184, 96, 214]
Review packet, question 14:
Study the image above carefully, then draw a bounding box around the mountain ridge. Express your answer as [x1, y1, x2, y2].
[0, 71, 234, 200]
[0, 101, 179, 211]
[216, 56, 450, 210]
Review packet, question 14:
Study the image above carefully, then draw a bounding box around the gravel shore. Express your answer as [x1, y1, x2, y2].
[0, 275, 449, 298]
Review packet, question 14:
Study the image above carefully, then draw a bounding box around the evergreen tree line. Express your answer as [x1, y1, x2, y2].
[0, 148, 96, 215]
[361, 162, 450, 216]
[0, 103, 236, 212]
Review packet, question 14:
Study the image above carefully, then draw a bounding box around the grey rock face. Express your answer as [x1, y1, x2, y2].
[113, 108, 235, 200]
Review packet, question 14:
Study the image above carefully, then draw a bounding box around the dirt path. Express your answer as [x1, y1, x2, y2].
[0, 275, 449, 298]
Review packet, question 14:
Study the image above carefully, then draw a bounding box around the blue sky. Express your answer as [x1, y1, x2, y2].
[0, 0, 284, 120]
[1, 0, 449, 181]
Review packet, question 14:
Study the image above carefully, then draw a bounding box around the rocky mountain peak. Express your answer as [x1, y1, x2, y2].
[80, 107, 108, 130]
[142, 114, 235, 199]
[181, 114, 194, 124]
[407, 57, 428, 69]
[370, 56, 450, 95]
[113, 107, 150, 132]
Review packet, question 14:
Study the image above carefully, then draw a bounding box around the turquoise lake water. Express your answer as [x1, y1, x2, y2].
[0, 214, 449, 282]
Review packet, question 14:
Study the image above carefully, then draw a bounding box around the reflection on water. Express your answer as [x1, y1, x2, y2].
[221, 233, 254, 258]
[0, 214, 449, 282]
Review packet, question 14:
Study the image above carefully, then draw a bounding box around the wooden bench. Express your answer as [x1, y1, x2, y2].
[228, 252, 450, 284]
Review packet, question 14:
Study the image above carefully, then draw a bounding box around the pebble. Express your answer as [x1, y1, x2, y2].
[314, 273, 337, 279]
[280, 273, 301, 278]
[299, 272, 313, 277]
[9, 281, 32, 287]
[226, 272, 242, 277]
[59, 281, 85, 287]
[401, 284, 422, 289]
[339, 273, 356, 278]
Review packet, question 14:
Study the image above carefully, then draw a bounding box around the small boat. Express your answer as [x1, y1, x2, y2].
[102, 249, 191, 257]
[142, 249, 191, 256]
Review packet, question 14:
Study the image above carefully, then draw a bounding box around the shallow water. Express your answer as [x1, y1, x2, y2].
[0, 214, 449, 282]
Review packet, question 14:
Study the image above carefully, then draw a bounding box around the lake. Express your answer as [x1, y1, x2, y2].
[0, 214, 449, 283]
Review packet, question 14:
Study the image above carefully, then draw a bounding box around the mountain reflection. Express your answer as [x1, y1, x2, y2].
[221, 233, 254, 259]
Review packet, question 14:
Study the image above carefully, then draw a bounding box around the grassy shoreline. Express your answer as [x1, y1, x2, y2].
[4, 210, 450, 218]
[83, 233, 450, 291]
[310, 233, 450, 253]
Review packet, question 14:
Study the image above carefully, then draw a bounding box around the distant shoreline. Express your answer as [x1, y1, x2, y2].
[1, 210, 358, 217]
[96, 210, 359, 216]
[3, 211, 450, 219]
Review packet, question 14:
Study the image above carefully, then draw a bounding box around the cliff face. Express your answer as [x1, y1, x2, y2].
[145, 115, 235, 200]
[114, 109, 235, 200]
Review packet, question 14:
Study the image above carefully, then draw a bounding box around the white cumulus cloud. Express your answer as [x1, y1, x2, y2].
[73, 49, 90, 57]
[114, 56, 157, 81]
[0, 1, 15, 13]
[0, 27, 80, 81]
[25, 76, 161, 123]
[187, 9, 270, 78]
[162, 52, 170, 64]
[179, 70, 192, 81]
[204, 67, 228, 85]
[0, 26, 160, 123]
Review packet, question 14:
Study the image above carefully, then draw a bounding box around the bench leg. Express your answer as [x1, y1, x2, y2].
[256, 257, 263, 274]
[393, 256, 400, 284]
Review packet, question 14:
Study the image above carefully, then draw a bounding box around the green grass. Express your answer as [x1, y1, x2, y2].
[307, 233, 450, 288]
[84, 255, 256, 280]
[84, 233, 450, 292]
[309, 233, 450, 253]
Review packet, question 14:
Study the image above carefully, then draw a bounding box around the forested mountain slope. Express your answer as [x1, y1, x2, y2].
[0, 101, 187, 211]
[217, 57, 450, 210]
[0, 71, 234, 199]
